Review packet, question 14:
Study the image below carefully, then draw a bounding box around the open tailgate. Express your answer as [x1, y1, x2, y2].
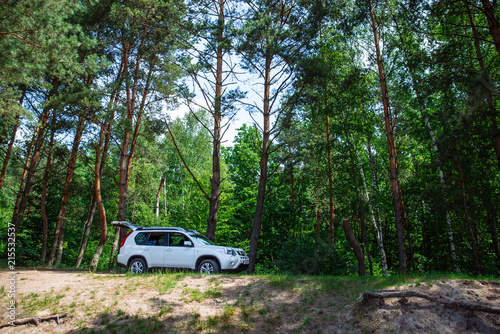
[111, 221, 142, 231]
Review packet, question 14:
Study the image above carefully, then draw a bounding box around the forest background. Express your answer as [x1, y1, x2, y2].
[1, 0, 499, 277]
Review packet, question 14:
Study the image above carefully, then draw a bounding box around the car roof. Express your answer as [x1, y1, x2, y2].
[111, 221, 200, 234]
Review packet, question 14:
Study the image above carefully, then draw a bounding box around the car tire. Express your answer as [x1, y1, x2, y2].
[198, 259, 219, 274]
[129, 258, 147, 274]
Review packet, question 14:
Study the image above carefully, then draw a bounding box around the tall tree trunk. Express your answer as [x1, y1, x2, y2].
[359, 148, 388, 276]
[364, 128, 388, 276]
[206, 0, 225, 242]
[343, 218, 366, 276]
[108, 229, 120, 270]
[480, 0, 500, 55]
[316, 200, 321, 239]
[326, 114, 335, 241]
[76, 116, 112, 268]
[359, 196, 373, 275]
[368, 0, 406, 274]
[346, 133, 372, 275]
[164, 175, 167, 216]
[89, 127, 108, 271]
[116, 40, 134, 243]
[48, 109, 87, 266]
[75, 193, 97, 268]
[155, 177, 165, 219]
[247, 52, 272, 274]
[39, 110, 56, 264]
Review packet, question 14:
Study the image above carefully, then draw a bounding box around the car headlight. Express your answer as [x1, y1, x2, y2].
[224, 248, 236, 256]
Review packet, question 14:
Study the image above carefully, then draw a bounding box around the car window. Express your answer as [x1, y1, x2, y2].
[135, 232, 148, 245]
[169, 233, 191, 246]
[134, 232, 166, 246]
[147, 232, 166, 246]
[188, 233, 215, 245]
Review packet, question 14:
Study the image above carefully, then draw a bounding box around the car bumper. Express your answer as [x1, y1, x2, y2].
[222, 263, 249, 273]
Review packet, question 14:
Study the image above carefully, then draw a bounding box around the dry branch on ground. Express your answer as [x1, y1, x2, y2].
[361, 290, 500, 315]
[0, 313, 68, 328]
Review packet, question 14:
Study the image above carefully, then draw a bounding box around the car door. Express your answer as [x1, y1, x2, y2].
[164, 232, 195, 268]
[135, 232, 166, 267]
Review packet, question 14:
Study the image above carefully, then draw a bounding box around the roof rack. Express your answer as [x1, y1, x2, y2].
[140, 227, 186, 231]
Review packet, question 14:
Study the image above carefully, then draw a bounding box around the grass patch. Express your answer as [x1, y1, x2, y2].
[20, 291, 65, 317]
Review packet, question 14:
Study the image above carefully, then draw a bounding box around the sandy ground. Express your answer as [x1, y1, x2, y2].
[0, 269, 498, 333]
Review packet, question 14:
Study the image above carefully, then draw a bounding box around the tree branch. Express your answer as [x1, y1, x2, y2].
[164, 119, 210, 200]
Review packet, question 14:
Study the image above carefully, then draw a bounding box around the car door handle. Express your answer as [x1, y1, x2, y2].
[166, 249, 173, 252]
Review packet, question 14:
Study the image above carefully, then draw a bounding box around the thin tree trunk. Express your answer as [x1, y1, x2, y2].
[155, 177, 165, 219]
[343, 218, 366, 276]
[89, 126, 107, 271]
[316, 201, 321, 239]
[164, 175, 167, 216]
[346, 133, 372, 275]
[75, 193, 97, 268]
[290, 163, 296, 206]
[108, 228, 120, 269]
[359, 143, 387, 276]
[48, 109, 87, 266]
[75, 117, 112, 268]
[359, 197, 373, 275]
[206, 0, 225, 242]
[368, 0, 406, 274]
[247, 52, 272, 274]
[39, 110, 56, 264]
[365, 130, 388, 276]
[326, 114, 335, 241]
[116, 41, 133, 243]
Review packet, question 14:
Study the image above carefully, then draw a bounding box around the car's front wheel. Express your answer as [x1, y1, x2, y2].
[129, 258, 147, 274]
[198, 259, 219, 274]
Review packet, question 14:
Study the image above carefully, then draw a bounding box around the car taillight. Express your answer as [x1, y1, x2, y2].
[120, 231, 133, 248]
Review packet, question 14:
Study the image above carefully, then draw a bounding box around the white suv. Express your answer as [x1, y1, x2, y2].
[112, 221, 249, 274]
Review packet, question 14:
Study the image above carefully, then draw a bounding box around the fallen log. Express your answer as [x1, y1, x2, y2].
[0, 313, 68, 328]
[360, 290, 500, 315]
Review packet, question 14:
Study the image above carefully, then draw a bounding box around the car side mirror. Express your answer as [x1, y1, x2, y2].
[184, 240, 193, 247]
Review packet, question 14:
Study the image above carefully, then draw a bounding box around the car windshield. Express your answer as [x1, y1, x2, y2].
[188, 233, 216, 245]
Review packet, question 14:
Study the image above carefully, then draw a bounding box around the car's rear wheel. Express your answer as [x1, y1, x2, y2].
[198, 259, 219, 274]
[129, 258, 147, 274]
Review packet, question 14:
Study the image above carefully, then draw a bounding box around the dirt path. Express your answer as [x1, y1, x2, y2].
[0, 269, 499, 333]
